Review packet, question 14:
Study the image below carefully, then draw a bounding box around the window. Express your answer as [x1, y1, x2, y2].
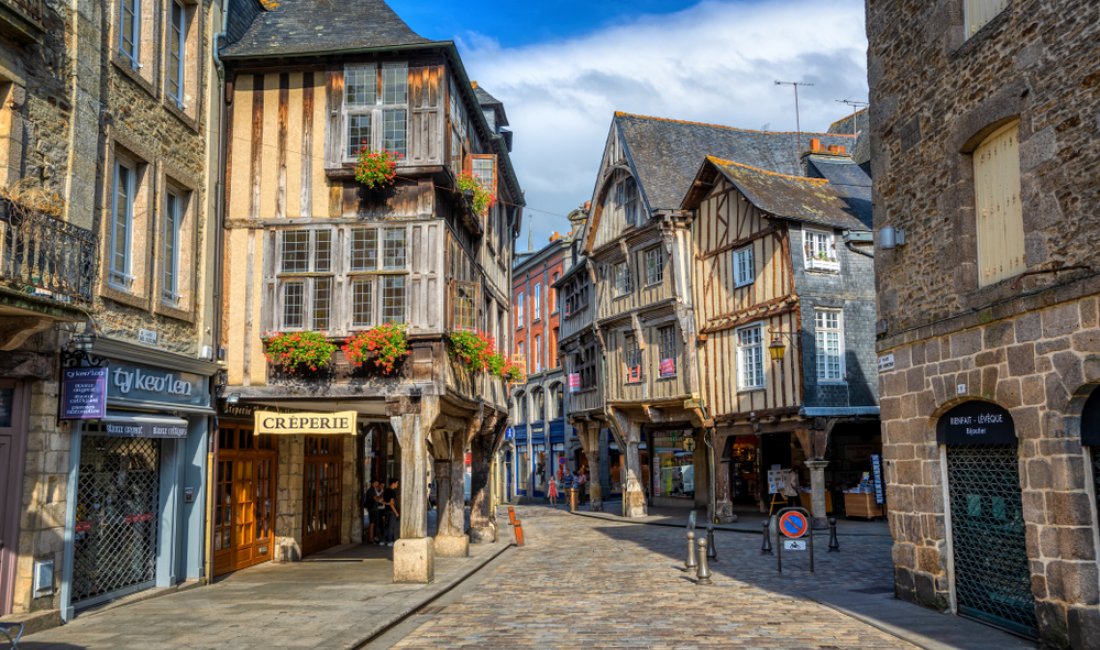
[382, 227, 407, 269]
[550, 327, 559, 369]
[166, 1, 187, 107]
[454, 281, 478, 331]
[350, 279, 374, 328]
[804, 229, 838, 271]
[380, 276, 406, 324]
[470, 155, 497, 194]
[533, 283, 542, 321]
[110, 160, 137, 288]
[964, 0, 1008, 38]
[118, 0, 140, 66]
[574, 344, 598, 390]
[658, 325, 677, 377]
[277, 230, 333, 331]
[162, 189, 184, 304]
[518, 391, 528, 423]
[350, 228, 378, 270]
[535, 390, 546, 421]
[644, 246, 664, 286]
[815, 310, 844, 383]
[553, 384, 563, 419]
[516, 291, 525, 328]
[733, 246, 754, 287]
[533, 335, 542, 373]
[623, 332, 642, 383]
[551, 273, 560, 313]
[737, 324, 765, 390]
[974, 121, 1025, 286]
[517, 341, 526, 373]
[616, 176, 641, 226]
[614, 262, 633, 297]
[342, 62, 408, 159]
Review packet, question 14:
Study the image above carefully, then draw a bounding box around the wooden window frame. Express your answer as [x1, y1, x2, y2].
[644, 246, 664, 286]
[109, 157, 138, 290]
[161, 186, 185, 306]
[736, 323, 765, 391]
[532, 282, 542, 322]
[166, 1, 187, 108]
[117, 0, 141, 68]
[973, 120, 1024, 287]
[733, 245, 754, 287]
[469, 154, 497, 196]
[804, 228, 839, 272]
[515, 291, 525, 329]
[452, 280, 479, 331]
[341, 62, 409, 161]
[533, 334, 542, 373]
[623, 332, 643, 384]
[814, 309, 845, 383]
[658, 324, 678, 378]
[274, 229, 334, 332]
[614, 261, 633, 298]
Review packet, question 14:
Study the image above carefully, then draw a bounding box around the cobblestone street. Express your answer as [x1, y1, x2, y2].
[380, 506, 1031, 649]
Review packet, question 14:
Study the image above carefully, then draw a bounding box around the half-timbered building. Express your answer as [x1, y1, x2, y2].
[218, 0, 521, 583]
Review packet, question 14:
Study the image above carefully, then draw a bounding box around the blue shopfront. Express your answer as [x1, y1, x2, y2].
[513, 419, 568, 499]
[59, 340, 216, 619]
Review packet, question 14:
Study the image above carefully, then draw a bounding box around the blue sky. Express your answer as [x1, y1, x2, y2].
[388, 0, 869, 250]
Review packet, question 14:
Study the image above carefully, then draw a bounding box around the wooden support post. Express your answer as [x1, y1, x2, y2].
[389, 397, 437, 583]
[469, 414, 501, 543]
[610, 409, 647, 518]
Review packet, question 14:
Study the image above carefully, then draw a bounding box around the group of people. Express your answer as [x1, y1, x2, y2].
[363, 478, 400, 546]
[546, 469, 588, 506]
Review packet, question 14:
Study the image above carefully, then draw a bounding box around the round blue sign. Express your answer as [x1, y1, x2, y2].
[779, 511, 809, 539]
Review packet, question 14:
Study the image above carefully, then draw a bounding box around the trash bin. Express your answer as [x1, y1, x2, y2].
[568, 488, 579, 512]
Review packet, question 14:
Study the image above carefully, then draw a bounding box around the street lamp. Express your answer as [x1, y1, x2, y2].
[768, 335, 787, 362]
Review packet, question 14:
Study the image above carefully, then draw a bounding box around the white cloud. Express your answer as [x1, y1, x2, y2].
[458, 0, 868, 247]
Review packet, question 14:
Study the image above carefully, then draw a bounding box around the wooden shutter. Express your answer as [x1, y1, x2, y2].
[408, 65, 443, 166]
[974, 121, 1024, 286]
[323, 69, 344, 168]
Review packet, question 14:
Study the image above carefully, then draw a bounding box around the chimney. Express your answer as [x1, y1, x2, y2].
[584, 200, 591, 211]
[471, 80, 479, 89]
[810, 138, 822, 153]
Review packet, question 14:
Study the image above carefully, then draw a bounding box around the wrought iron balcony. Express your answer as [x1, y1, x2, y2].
[0, 0, 45, 43]
[0, 196, 96, 306]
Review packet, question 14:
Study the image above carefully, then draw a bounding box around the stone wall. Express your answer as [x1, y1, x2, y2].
[869, 0, 1100, 646]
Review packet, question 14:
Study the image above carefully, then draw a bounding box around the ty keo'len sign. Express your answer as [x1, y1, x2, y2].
[60, 368, 108, 420]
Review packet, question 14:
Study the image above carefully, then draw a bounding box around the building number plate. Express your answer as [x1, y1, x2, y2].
[783, 540, 806, 551]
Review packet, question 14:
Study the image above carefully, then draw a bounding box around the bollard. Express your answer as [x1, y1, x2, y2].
[513, 519, 525, 546]
[696, 537, 713, 585]
[761, 519, 773, 555]
[706, 523, 718, 562]
[828, 517, 840, 552]
[508, 506, 517, 526]
[685, 530, 698, 571]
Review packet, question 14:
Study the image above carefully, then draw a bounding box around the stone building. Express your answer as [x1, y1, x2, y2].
[217, 0, 520, 583]
[0, 0, 222, 628]
[868, 0, 1100, 645]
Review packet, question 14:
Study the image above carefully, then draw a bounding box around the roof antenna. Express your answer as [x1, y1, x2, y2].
[835, 99, 869, 137]
[776, 80, 814, 171]
[527, 222, 534, 253]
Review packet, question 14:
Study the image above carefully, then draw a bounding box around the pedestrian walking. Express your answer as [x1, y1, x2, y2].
[383, 478, 400, 546]
[576, 469, 587, 504]
[547, 475, 559, 505]
[365, 479, 385, 544]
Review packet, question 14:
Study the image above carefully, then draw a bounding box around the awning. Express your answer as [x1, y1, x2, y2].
[254, 410, 358, 435]
[101, 412, 189, 439]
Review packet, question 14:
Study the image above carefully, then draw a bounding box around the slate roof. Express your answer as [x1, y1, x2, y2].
[707, 157, 868, 231]
[806, 154, 872, 228]
[827, 108, 869, 136]
[473, 84, 509, 128]
[614, 113, 856, 212]
[221, 0, 434, 59]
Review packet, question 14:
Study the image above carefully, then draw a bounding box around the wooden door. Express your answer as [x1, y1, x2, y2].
[302, 436, 342, 556]
[0, 381, 26, 616]
[214, 424, 276, 576]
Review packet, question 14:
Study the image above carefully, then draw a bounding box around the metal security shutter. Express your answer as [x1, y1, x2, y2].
[946, 444, 1037, 638]
[72, 430, 160, 608]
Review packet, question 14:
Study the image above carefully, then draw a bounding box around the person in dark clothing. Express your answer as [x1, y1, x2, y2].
[364, 479, 385, 544]
[383, 478, 400, 546]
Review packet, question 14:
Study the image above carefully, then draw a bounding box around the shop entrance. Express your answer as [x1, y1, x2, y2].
[0, 381, 26, 616]
[213, 424, 276, 576]
[302, 436, 342, 556]
[939, 402, 1036, 638]
[71, 432, 161, 609]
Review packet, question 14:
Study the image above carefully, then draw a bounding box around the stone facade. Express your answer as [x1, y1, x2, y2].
[868, 0, 1100, 646]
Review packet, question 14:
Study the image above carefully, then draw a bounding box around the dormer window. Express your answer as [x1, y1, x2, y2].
[616, 176, 641, 227]
[804, 229, 839, 272]
[342, 62, 408, 160]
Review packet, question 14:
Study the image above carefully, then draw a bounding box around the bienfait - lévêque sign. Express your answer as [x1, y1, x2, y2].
[254, 410, 358, 435]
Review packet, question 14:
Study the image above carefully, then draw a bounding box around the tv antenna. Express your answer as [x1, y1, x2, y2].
[776, 80, 814, 169]
[835, 99, 869, 137]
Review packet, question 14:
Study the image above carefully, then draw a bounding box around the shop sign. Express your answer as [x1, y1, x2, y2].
[870, 454, 885, 505]
[108, 362, 209, 409]
[530, 422, 545, 434]
[936, 401, 1015, 445]
[568, 373, 581, 393]
[103, 416, 188, 439]
[659, 358, 676, 378]
[254, 410, 357, 435]
[61, 368, 109, 420]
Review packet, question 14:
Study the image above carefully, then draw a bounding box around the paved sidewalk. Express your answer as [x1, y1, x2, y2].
[21, 537, 511, 650]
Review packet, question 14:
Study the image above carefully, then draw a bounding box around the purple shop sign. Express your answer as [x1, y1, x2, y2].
[61, 367, 108, 420]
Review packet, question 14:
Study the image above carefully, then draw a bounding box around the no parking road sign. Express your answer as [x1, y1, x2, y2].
[774, 507, 814, 574]
[778, 511, 809, 539]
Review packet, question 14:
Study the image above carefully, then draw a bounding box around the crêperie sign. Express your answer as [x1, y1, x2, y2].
[937, 401, 1015, 445]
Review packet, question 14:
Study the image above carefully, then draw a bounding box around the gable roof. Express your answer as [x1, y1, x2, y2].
[805, 154, 872, 228]
[221, 0, 433, 59]
[694, 157, 868, 231]
[473, 83, 509, 128]
[614, 112, 855, 212]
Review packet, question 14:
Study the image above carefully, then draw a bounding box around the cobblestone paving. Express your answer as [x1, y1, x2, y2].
[391, 506, 916, 649]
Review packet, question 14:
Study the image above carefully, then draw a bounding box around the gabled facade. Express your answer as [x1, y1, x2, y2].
[869, 0, 1100, 644]
[682, 151, 877, 524]
[218, 0, 521, 583]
